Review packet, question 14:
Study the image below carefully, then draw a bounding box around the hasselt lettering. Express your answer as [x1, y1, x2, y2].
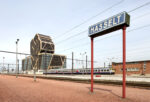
[90, 14, 122, 34]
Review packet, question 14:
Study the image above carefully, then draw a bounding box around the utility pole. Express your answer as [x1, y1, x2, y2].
[80, 52, 86, 68]
[8, 64, 9, 74]
[18, 59, 19, 74]
[107, 57, 114, 69]
[86, 55, 87, 69]
[72, 52, 74, 74]
[104, 62, 105, 68]
[86, 55, 87, 74]
[16, 39, 19, 78]
[3, 57, 5, 72]
[80, 52, 86, 75]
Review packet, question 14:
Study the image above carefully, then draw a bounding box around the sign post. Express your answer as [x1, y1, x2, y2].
[91, 37, 94, 92]
[122, 25, 126, 98]
[88, 11, 130, 98]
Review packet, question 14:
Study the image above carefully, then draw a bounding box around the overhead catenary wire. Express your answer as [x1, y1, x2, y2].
[0, 51, 149, 69]
[1, 1, 150, 69]
[94, 46, 150, 58]
[55, 30, 87, 44]
[56, 14, 150, 46]
[95, 47, 150, 60]
[0, 50, 97, 63]
[57, 23, 150, 52]
[0, 63, 22, 65]
[96, 53, 150, 64]
[55, 1, 150, 46]
[133, 11, 150, 20]
[54, 0, 125, 40]
[0, 50, 30, 55]
[56, 9, 150, 52]
[128, 1, 150, 13]
[97, 52, 150, 65]
[94, 37, 150, 53]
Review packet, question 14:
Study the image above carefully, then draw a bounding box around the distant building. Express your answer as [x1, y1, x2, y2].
[22, 56, 32, 71]
[112, 60, 150, 75]
[22, 33, 66, 73]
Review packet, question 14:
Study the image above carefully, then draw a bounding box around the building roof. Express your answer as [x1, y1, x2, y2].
[112, 60, 150, 64]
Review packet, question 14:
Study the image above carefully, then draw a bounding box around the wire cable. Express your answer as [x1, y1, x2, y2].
[55, 1, 150, 45]
[128, 1, 150, 13]
[57, 24, 150, 52]
[0, 50, 97, 62]
[54, 0, 124, 40]
[55, 30, 87, 44]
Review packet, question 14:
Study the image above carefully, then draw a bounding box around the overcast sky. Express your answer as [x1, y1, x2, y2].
[0, 0, 150, 69]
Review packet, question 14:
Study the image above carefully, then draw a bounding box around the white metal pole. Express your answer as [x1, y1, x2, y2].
[3, 57, 5, 72]
[16, 39, 19, 78]
[16, 41, 18, 78]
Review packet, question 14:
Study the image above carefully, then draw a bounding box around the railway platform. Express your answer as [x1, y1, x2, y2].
[6, 74, 150, 88]
[0, 74, 150, 102]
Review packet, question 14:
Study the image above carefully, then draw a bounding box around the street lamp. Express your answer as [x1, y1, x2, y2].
[16, 39, 19, 78]
[107, 57, 115, 69]
[80, 52, 86, 69]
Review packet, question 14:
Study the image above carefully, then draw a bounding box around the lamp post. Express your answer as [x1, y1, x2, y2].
[107, 57, 115, 69]
[80, 52, 86, 69]
[80, 52, 86, 75]
[16, 39, 19, 78]
[3, 57, 5, 72]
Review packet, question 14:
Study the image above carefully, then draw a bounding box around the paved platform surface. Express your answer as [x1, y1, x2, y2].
[0, 75, 150, 102]
[40, 74, 150, 82]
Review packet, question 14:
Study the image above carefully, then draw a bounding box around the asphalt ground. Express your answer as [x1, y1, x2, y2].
[0, 75, 150, 102]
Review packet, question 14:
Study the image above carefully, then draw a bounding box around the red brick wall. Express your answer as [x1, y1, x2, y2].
[145, 61, 150, 74]
[112, 61, 150, 75]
